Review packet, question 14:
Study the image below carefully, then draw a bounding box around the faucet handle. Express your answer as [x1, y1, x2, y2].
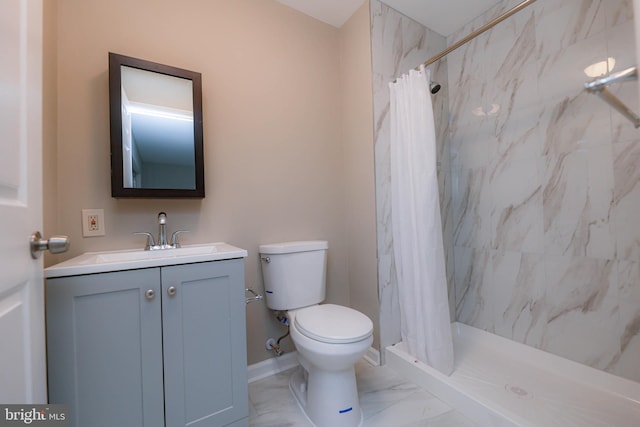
[134, 232, 156, 250]
[170, 230, 188, 248]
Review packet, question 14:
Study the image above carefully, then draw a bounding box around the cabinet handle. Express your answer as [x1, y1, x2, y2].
[145, 289, 155, 300]
[167, 286, 177, 297]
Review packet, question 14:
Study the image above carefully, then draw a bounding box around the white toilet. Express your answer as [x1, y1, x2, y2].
[259, 240, 373, 427]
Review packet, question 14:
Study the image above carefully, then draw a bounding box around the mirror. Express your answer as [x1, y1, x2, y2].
[109, 53, 204, 198]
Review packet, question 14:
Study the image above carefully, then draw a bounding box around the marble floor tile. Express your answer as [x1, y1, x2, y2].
[248, 360, 479, 427]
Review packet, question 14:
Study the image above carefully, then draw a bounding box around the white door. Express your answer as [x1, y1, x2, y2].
[0, 0, 46, 403]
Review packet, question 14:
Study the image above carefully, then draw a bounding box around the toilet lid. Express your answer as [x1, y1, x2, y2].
[294, 304, 373, 344]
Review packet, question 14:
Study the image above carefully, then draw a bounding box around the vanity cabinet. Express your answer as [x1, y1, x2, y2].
[46, 258, 248, 427]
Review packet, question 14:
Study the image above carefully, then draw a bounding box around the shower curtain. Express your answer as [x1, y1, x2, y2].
[389, 67, 454, 375]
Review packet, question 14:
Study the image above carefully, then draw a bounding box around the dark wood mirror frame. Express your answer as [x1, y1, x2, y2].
[109, 52, 205, 198]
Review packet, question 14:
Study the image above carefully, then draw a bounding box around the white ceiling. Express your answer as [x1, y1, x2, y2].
[275, 0, 502, 36]
[275, 0, 366, 28]
[380, 0, 502, 36]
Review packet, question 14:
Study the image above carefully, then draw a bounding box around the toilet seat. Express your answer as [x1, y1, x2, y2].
[294, 304, 373, 344]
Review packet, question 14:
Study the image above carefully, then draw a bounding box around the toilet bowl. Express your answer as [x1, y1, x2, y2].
[259, 241, 374, 427]
[288, 305, 373, 427]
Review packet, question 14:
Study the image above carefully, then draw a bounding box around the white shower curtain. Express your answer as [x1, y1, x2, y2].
[389, 67, 454, 375]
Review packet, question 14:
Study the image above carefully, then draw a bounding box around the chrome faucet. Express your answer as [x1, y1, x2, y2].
[135, 212, 188, 250]
[158, 212, 168, 247]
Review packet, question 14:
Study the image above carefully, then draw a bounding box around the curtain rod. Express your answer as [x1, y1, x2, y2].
[416, 0, 538, 70]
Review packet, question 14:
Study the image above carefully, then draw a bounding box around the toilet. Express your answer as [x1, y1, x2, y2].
[259, 240, 373, 427]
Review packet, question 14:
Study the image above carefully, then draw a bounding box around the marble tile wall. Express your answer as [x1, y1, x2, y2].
[372, 0, 639, 382]
[369, 0, 453, 359]
[448, 0, 640, 382]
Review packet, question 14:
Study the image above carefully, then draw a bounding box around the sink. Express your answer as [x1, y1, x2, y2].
[45, 243, 247, 278]
[95, 245, 218, 263]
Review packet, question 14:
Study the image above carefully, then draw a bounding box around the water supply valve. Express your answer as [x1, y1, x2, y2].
[266, 338, 283, 356]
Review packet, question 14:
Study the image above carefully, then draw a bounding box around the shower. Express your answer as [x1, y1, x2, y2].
[372, 0, 640, 424]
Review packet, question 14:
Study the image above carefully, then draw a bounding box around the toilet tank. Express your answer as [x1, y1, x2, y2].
[259, 240, 328, 311]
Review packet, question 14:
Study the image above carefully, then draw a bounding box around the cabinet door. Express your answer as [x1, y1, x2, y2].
[46, 269, 165, 427]
[161, 259, 248, 427]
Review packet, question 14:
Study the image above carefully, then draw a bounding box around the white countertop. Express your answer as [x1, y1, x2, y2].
[45, 242, 248, 278]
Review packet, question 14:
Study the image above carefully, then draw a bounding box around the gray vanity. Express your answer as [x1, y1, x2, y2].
[44, 243, 249, 427]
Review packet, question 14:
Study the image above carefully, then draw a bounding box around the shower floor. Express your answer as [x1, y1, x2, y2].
[386, 323, 640, 427]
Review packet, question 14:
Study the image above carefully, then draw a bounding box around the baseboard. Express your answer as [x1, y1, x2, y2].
[247, 351, 299, 383]
[363, 346, 381, 366]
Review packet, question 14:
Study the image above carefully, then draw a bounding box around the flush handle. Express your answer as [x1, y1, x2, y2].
[245, 288, 264, 304]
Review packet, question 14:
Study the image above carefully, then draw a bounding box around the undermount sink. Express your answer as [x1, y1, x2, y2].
[44, 243, 248, 278]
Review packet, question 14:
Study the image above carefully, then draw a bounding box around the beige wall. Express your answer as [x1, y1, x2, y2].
[338, 3, 379, 350]
[45, 0, 378, 365]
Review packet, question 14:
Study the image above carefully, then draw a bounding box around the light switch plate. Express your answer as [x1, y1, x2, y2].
[82, 209, 105, 237]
